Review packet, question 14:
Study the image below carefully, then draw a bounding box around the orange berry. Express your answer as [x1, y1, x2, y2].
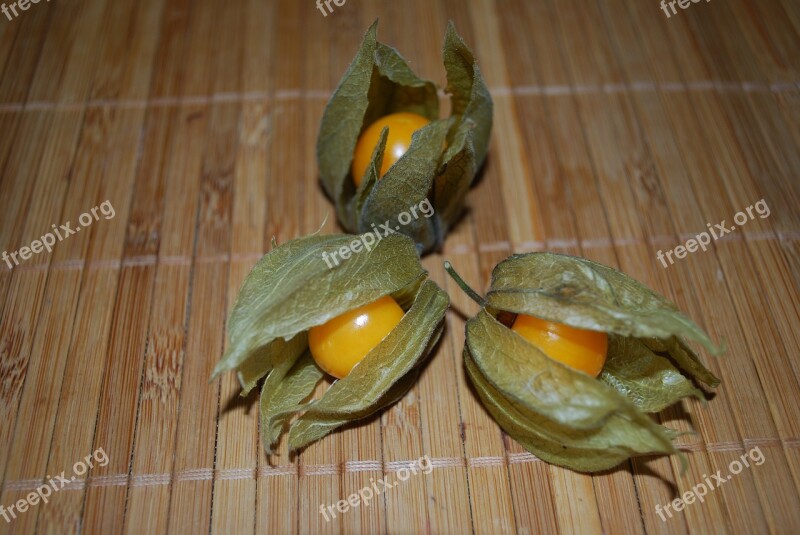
[309, 296, 405, 379]
[351, 112, 431, 186]
[511, 314, 608, 377]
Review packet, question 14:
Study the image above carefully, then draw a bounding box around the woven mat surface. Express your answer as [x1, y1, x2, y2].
[0, 0, 799, 533]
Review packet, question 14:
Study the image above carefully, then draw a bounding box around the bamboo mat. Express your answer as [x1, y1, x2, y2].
[0, 0, 798, 533]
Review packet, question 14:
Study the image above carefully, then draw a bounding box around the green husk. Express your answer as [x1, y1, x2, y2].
[260, 351, 322, 453]
[213, 233, 426, 379]
[288, 280, 448, 449]
[238, 332, 308, 395]
[213, 232, 448, 453]
[317, 21, 493, 253]
[465, 345, 679, 472]
[486, 253, 723, 355]
[449, 252, 721, 472]
[599, 335, 706, 412]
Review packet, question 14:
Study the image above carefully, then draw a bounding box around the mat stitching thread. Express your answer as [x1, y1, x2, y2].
[5, 232, 798, 273]
[2, 441, 795, 492]
[0, 81, 797, 112]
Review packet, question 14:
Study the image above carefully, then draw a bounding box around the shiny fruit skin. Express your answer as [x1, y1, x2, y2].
[511, 314, 608, 377]
[351, 112, 431, 186]
[309, 295, 405, 379]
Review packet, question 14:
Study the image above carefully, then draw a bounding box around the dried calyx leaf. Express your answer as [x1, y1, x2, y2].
[600, 335, 705, 413]
[317, 21, 493, 253]
[446, 253, 722, 473]
[465, 311, 679, 472]
[238, 332, 307, 396]
[486, 253, 723, 355]
[213, 232, 448, 453]
[288, 280, 448, 450]
[213, 232, 426, 382]
[359, 120, 451, 250]
[260, 352, 323, 453]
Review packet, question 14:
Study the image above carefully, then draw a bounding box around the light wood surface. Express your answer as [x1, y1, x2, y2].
[0, 0, 798, 533]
